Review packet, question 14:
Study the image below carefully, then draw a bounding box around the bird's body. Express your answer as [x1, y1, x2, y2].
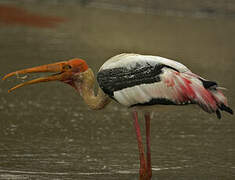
[97, 53, 231, 118]
[3, 53, 233, 180]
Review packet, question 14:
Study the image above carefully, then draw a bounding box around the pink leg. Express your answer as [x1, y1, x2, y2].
[133, 111, 147, 179]
[145, 112, 152, 179]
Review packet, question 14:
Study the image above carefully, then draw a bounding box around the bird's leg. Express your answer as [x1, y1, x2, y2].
[133, 111, 147, 180]
[145, 112, 152, 179]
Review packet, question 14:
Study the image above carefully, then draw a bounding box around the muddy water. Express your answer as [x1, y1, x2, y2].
[0, 2, 235, 180]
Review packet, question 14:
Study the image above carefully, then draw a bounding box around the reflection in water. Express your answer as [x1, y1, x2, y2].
[0, 5, 66, 28]
[0, 1, 235, 180]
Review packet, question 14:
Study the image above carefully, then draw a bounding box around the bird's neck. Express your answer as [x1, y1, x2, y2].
[78, 68, 111, 110]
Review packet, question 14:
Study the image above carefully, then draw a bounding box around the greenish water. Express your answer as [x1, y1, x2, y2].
[0, 1, 234, 180]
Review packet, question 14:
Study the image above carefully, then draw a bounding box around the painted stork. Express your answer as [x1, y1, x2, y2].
[3, 53, 233, 180]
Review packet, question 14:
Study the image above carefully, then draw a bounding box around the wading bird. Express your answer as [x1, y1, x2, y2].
[3, 53, 233, 180]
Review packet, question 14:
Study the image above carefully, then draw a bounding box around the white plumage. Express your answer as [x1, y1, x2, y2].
[100, 53, 188, 72]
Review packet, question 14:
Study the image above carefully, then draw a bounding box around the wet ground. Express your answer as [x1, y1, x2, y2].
[0, 1, 235, 180]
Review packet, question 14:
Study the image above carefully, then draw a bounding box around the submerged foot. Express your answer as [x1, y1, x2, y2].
[139, 168, 152, 180]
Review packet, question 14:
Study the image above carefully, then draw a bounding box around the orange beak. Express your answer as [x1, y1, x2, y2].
[2, 58, 88, 93]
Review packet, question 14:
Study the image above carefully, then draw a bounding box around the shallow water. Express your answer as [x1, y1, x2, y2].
[0, 1, 235, 180]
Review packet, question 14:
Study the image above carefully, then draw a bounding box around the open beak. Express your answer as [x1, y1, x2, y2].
[2, 58, 88, 93]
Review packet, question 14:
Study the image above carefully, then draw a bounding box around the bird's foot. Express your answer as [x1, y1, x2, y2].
[139, 168, 152, 180]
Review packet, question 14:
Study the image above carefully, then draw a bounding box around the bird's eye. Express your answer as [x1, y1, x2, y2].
[63, 65, 72, 70]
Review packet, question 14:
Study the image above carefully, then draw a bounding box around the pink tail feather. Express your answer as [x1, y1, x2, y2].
[181, 72, 233, 119]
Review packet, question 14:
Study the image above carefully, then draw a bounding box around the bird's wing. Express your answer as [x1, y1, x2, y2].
[110, 68, 208, 107]
[98, 61, 194, 105]
[97, 53, 189, 98]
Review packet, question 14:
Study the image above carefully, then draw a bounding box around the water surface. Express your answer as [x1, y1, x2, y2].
[0, 1, 235, 180]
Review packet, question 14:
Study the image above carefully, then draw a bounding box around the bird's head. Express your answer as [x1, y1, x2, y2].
[2, 58, 89, 92]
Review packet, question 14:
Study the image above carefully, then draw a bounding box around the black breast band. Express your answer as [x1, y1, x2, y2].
[97, 63, 178, 97]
